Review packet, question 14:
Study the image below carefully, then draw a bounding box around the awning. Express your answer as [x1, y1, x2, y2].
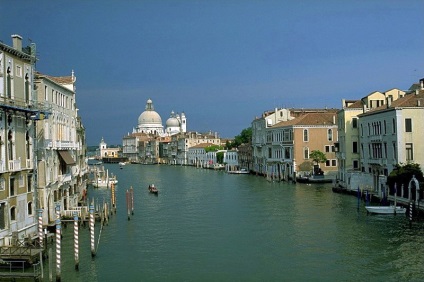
[58, 150, 76, 165]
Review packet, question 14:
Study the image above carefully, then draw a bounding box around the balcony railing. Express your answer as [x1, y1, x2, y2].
[8, 159, 21, 172]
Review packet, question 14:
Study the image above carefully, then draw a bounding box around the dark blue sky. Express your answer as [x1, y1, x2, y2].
[1, 1, 423, 145]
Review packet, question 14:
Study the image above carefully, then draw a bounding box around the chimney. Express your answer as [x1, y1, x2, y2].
[420, 78, 424, 90]
[387, 97, 392, 108]
[11, 34, 22, 51]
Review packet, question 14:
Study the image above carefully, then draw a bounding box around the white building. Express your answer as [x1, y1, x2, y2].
[34, 71, 87, 225]
[134, 99, 186, 136]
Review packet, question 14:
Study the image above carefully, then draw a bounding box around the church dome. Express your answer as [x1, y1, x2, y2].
[138, 99, 162, 126]
[166, 111, 180, 127]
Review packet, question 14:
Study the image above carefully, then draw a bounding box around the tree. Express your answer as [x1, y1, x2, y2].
[387, 163, 423, 192]
[216, 151, 224, 164]
[228, 127, 252, 149]
[309, 150, 327, 165]
[309, 150, 327, 175]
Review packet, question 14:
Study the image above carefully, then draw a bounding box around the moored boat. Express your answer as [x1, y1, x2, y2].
[365, 206, 406, 215]
[227, 168, 249, 174]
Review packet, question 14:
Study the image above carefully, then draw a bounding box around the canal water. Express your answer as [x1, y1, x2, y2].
[46, 164, 423, 281]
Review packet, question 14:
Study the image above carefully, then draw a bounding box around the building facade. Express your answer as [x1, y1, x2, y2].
[34, 71, 87, 225]
[0, 35, 46, 245]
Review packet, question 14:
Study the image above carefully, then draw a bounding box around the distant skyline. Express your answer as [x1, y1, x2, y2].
[1, 1, 423, 145]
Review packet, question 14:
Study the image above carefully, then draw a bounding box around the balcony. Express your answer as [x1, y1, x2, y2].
[8, 159, 21, 172]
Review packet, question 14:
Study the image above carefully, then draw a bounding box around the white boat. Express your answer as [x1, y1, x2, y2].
[365, 206, 406, 214]
[119, 162, 126, 166]
[228, 168, 249, 174]
[365, 188, 405, 214]
[92, 169, 118, 188]
[93, 177, 118, 188]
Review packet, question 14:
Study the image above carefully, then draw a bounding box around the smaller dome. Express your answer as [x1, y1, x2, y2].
[166, 111, 180, 127]
[166, 117, 180, 127]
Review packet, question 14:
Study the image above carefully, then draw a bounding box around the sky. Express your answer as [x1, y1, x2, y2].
[1, 1, 423, 145]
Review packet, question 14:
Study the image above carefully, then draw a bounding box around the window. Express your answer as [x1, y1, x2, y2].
[353, 160, 359, 169]
[304, 147, 309, 159]
[28, 202, 33, 215]
[406, 143, 413, 161]
[393, 118, 396, 134]
[325, 145, 330, 153]
[405, 118, 412, 132]
[10, 206, 16, 221]
[27, 175, 32, 193]
[0, 203, 5, 229]
[284, 147, 290, 159]
[303, 129, 309, 142]
[10, 178, 15, 196]
[325, 159, 337, 167]
[328, 129, 333, 141]
[268, 148, 272, 158]
[353, 142, 358, 154]
[352, 118, 358, 128]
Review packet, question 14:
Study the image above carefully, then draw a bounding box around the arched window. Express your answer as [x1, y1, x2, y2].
[10, 206, 16, 221]
[303, 129, 309, 142]
[304, 147, 309, 159]
[328, 129, 333, 141]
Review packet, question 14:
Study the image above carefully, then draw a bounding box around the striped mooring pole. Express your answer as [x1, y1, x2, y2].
[111, 183, 116, 214]
[38, 209, 43, 249]
[90, 204, 95, 257]
[74, 212, 79, 270]
[56, 206, 61, 281]
[130, 186, 134, 215]
[409, 201, 413, 227]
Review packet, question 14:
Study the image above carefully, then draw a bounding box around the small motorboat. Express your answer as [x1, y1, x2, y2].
[148, 184, 158, 195]
[365, 205, 406, 215]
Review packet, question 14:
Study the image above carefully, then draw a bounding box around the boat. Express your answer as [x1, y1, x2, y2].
[213, 164, 225, 170]
[148, 184, 158, 195]
[365, 186, 405, 214]
[365, 205, 406, 215]
[296, 175, 334, 183]
[227, 168, 249, 174]
[119, 162, 126, 166]
[92, 168, 118, 188]
[93, 177, 118, 188]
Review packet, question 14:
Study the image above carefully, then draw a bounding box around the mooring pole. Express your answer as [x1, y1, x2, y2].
[38, 209, 43, 249]
[409, 201, 413, 228]
[130, 186, 134, 215]
[74, 212, 79, 270]
[111, 183, 116, 214]
[90, 204, 96, 257]
[126, 190, 130, 220]
[56, 206, 62, 281]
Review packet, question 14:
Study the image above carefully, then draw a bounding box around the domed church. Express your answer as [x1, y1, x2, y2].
[134, 99, 186, 136]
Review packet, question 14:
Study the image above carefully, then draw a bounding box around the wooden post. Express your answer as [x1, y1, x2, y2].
[126, 190, 130, 220]
[38, 209, 43, 249]
[74, 212, 79, 270]
[111, 183, 116, 214]
[55, 217, 61, 281]
[90, 204, 95, 257]
[130, 186, 134, 215]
